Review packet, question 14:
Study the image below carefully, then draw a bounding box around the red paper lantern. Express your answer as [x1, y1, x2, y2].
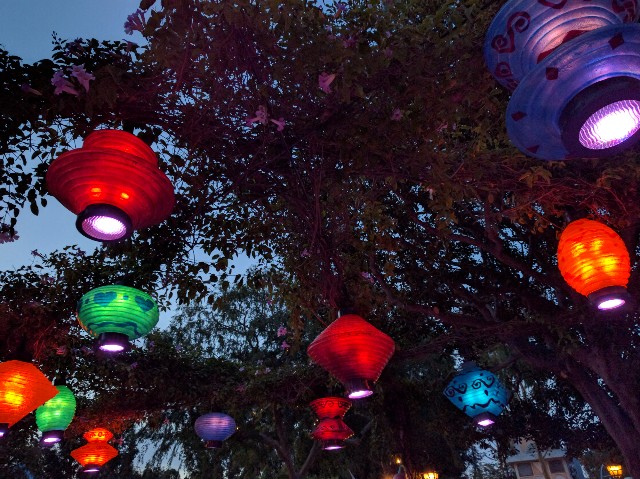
[307, 313, 395, 399]
[46, 130, 174, 242]
[310, 397, 351, 419]
[71, 443, 118, 473]
[0, 360, 58, 437]
[311, 418, 354, 450]
[310, 397, 353, 450]
[557, 219, 630, 310]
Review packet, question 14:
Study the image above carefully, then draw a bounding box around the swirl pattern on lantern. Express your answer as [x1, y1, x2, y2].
[443, 365, 508, 419]
[485, 0, 640, 92]
[311, 418, 354, 442]
[46, 130, 174, 231]
[77, 285, 159, 340]
[310, 397, 352, 419]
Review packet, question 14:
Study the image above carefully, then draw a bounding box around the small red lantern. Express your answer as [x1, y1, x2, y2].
[557, 219, 631, 310]
[310, 397, 351, 419]
[310, 397, 353, 450]
[307, 313, 395, 399]
[46, 130, 174, 242]
[71, 427, 118, 473]
[0, 360, 58, 437]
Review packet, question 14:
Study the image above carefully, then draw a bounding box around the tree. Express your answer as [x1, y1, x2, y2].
[2, 0, 640, 476]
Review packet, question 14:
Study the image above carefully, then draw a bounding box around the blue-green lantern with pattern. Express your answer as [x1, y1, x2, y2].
[443, 362, 509, 427]
[77, 285, 159, 353]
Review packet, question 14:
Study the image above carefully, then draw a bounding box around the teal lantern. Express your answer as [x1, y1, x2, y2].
[36, 384, 76, 446]
[77, 285, 159, 353]
[443, 362, 508, 427]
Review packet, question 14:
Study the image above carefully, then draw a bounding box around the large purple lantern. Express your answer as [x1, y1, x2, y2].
[485, 0, 640, 160]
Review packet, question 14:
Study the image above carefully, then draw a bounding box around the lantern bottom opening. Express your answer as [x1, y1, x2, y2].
[322, 439, 345, 450]
[588, 286, 629, 311]
[41, 430, 63, 446]
[345, 379, 374, 399]
[82, 464, 101, 474]
[560, 77, 640, 158]
[204, 440, 222, 449]
[474, 412, 497, 428]
[97, 332, 130, 353]
[76, 204, 132, 242]
[0, 423, 8, 437]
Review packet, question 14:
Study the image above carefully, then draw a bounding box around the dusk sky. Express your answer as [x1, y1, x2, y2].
[0, 1, 144, 269]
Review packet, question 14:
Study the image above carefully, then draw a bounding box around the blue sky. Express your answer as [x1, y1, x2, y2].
[0, 1, 143, 268]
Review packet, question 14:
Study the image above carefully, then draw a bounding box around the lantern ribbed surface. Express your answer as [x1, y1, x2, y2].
[443, 363, 508, 419]
[194, 413, 236, 442]
[77, 285, 160, 340]
[36, 385, 76, 433]
[0, 361, 58, 427]
[310, 397, 351, 419]
[46, 130, 174, 230]
[558, 219, 630, 297]
[484, 0, 640, 160]
[71, 442, 118, 468]
[84, 427, 114, 443]
[307, 314, 395, 389]
[311, 418, 354, 442]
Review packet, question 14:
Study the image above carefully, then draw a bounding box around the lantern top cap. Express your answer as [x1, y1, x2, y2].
[83, 428, 113, 443]
[310, 397, 352, 419]
[83, 130, 158, 167]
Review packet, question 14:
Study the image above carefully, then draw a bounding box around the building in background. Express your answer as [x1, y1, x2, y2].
[507, 440, 586, 479]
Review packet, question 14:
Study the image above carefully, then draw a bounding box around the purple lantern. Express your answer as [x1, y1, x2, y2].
[194, 413, 236, 448]
[485, 0, 640, 160]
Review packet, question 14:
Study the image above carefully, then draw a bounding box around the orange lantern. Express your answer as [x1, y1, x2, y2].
[71, 427, 118, 473]
[71, 443, 118, 473]
[0, 360, 58, 437]
[84, 427, 114, 443]
[46, 130, 174, 242]
[423, 471, 439, 479]
[557, 219, 630, 310]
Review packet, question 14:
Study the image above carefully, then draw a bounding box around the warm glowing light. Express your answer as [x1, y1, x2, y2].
[120, 192, 130, 200]
[607, 465, 623, 477]
[557, 219, 630, 308]
[423, 471, 439, 479]
[579, 100, 640, 150]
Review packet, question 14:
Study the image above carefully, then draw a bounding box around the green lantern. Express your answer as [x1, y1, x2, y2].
[36, 385, 76, 446]
[77, 285, 159, 353]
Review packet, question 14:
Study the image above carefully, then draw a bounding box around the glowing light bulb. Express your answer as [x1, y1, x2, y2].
[579, 100, 640, 150]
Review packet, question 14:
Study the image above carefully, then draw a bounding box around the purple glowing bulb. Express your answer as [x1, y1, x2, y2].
[597, 298, 626, 310]
[579, 100, 640, 150]
[81, 216, 128, 241]
[347, 389, 373, 399]
[477, 418, 495, 427]
[324, 444, 343, 450]
[43, 436, 61, 444]
[99, 343, 126, 353]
